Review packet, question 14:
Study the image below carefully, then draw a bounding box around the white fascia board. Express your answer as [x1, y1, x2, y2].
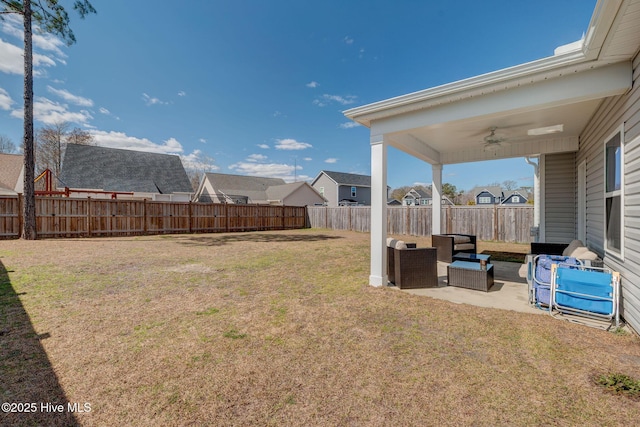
[369, 61, 631, 137]
[344, 50, 589, 126]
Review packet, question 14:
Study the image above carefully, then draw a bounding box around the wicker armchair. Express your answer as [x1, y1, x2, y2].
[388, 243, 438, 289]
[432, 234, 477, 263]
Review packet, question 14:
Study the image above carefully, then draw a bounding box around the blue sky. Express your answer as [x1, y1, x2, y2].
[0, 0, 596, 191]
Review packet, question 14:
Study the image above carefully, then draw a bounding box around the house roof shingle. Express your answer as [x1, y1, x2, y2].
[203, 173, 286, 193]
[59, 144, 193, 194]
[317, 170, 371, 187]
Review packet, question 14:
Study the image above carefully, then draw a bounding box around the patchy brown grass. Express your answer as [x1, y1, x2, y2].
[1, 229, 639, 426]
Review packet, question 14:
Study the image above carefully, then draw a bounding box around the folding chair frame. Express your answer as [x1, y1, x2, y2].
[549, 263, 620, 330]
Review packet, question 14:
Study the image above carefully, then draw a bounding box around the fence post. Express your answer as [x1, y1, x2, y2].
[143, 199, 148, 234]
[18, 193, 23, 238]
[225, 203, 229, 232]
[87, 197, 92, 237]
[188, 201, 193, 234]
[494, 204, 498, 241]
[405, 206, 410, 235]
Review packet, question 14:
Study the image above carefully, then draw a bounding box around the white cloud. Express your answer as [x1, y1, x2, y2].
[306, 81, 319, 88]
[313, 94, 357, 107]
[303, 157, 312, 161]
[257, 144, 270, 149]
[344, 36, 354, 45]
[181, 149, 219, 172]
[247, 153, 267, 162]
[339, 121, 360, 129]
[228, 161, 307, 182]
[0, 39, 23, 74]
[11, 97, 93, 125]
[199, 138, 207, 144]
[275, 138, 312, 150]
[325, 158, 338, 164]
[178, 91, 186, 97]
[0, 88, 14, 110]
[142, 93, 169, 106]
[47, 86, 93, 107]
[90, 130, 185, 155]
[99, 107, 111, 114]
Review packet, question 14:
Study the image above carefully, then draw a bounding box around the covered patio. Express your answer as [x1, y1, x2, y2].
[343, 0, 635, 290]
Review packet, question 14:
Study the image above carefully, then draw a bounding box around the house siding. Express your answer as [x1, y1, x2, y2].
[338, 185, 371, 205]
[578, 52, 640, 333]
[543, 152, 576, 243]
[313, 175, 338, 206]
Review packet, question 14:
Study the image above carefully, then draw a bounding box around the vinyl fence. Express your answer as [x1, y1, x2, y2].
[0, 196, 307, 239]
[307, 205, 534, 243]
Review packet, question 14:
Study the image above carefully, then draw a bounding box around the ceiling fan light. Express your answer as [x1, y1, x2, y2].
[484, 143, 500, 152]
[528, 124, 564, 136]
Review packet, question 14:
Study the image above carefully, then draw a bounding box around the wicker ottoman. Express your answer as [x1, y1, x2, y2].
[447, 261, 494, 292]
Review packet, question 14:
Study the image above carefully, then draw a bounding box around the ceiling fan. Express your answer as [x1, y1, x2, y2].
[483, 127, 508, 151]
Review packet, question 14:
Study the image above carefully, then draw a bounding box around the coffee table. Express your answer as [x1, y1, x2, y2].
[452, 252, 491, 263]
[447, 260, 494, 292]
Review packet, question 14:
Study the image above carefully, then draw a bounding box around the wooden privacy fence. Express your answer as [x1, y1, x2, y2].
[0, 196, 307, 239]
[307, 205, 534, 243]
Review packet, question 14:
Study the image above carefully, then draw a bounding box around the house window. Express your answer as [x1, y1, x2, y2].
[319, 187, 324, 196]
[604, 126, 624, 257]
[351, 186, 357, 197]
[512, 196, 520, 203]
[478, 196, 491, 204]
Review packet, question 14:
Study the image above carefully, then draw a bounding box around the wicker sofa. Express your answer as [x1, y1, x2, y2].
[432, 234, 477, 263]
[386, 238, 438, 289]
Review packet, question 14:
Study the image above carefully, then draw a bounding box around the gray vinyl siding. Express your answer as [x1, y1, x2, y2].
[338, 185, 371, 205]
[578, 51, 640, 333]
[544, 152, 576, 243]
[312, 175, 338, 207]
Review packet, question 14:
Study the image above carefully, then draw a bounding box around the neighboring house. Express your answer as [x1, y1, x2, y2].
[402, 188, 430, 206]
[311, 170, 387, 207]
[472, 186, 504, 205]
[402, 188, 454, 206]
[194, 172, 325, 206]
[0, 153, 24, 196]
[501, 190, 530, 205]
[472, 187, 530, 205]
[387, 199, 402, 206]
[344, 1, 640, 334]
[59, 144, 193, 200]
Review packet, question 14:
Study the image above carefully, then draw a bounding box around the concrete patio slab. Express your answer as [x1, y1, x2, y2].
[398, 260, 543, 315]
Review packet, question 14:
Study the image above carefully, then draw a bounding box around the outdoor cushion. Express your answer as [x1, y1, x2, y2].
[395, 240, 408, 250]
[562, 239, 584, 257]
[452, 235, 471, 244]
[454, 243, 475, 251]
[571, 246, 599, 260]
[387, 238, 398, 248]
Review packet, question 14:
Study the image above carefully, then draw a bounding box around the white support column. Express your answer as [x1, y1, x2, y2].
[432, 163, 443, 235]
[370, 134, 388, 286]
[525, 157, 540, 241]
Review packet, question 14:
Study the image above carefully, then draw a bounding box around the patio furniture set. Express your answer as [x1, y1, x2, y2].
[388, 233, 621, 329]
[387, 233, 494, 292]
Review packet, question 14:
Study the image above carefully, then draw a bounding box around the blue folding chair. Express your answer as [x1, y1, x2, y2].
[549, 264, 620, 329]
[528, 255, 582, 307]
